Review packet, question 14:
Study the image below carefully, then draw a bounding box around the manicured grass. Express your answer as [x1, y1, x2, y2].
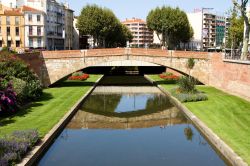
[148, 75, 250, 164]
[0, 75, 101, 138]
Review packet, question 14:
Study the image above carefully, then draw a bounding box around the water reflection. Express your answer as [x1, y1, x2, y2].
[38, 76, 226, 166]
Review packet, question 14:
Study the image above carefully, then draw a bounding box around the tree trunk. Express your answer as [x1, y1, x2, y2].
[242, 24, 249, 60]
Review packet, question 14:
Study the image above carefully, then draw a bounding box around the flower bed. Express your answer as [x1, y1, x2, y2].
[0, 130, 39, 165]
[159, 72, 180, 83]
[68, 72, 89, 81]
[170, 87, 208, 102]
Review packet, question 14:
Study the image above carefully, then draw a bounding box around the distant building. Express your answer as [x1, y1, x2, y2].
[0, 4, 25, 50]
[1, 0, 74, 50]
[22, 5, 46, 49]
[64, 3, 74, 50]
[122, 18, 153, 48]
[187, 10, 226, 51]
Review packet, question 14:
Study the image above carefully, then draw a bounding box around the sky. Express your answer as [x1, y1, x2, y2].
[61, 0, 233, 20]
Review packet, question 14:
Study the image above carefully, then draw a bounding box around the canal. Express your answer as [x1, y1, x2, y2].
[38, 76, 226, 166]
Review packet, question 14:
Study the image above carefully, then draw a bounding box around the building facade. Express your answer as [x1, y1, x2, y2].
[187, 10, 226, 51]
[22, 6, 46, 49]
[64, 3, 74, 50]
[1, 0, 74, 50]
[122, 18, 153, 48]
[0, 4, 25, 50]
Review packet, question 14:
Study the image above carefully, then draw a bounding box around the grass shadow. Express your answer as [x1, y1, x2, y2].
[52, 81, 95, 87]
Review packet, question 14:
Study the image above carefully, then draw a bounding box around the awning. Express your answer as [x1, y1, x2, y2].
[7, 36, 11, 41]
[15, 36, 20, 41]
[0, 36, 2, 40]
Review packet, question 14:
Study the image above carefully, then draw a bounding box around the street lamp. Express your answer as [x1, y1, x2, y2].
[201, 7, 214, 51]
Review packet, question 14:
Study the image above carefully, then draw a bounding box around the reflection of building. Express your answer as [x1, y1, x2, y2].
[122, 18, 153, 48]
[187, 10, 226, 50]
[0, 4, 25, 49]
[22, 6, 46, 49]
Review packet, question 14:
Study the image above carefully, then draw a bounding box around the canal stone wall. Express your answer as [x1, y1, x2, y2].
[17, 48, 250, 100]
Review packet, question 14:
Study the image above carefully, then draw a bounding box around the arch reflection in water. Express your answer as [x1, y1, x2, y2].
[38, 77, 227, 166]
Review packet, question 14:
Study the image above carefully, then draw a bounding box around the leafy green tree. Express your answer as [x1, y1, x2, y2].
[232, 0, 249, 60]
[226, 8, 244, 49]
[77, 5, 132, 48]
[147, 6, 193, 49]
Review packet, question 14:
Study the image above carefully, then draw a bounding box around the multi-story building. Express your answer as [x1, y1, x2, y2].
[46, 0, 65, 50]
[122, 18, 153, 48]
[0, 4, 25, 50]
[224, 17, 230, 45]
[215, 15, 226, 47]
[187, 10, 226, 51]
[64, 3, 74, 50]
[22, 5, 46, 49]
[1, 0, 74, 50]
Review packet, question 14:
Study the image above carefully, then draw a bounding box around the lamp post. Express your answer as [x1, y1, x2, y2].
[201, 7, 214, 51]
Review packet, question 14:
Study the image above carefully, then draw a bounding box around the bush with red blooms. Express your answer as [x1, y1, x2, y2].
[68, 72, 89, 81]
[159, 72, 180, 83]
[0, 79, 18, 115]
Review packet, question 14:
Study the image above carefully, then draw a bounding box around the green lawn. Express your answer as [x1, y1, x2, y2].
[0, 75, 101, 137]
[148, 75, 250, 164]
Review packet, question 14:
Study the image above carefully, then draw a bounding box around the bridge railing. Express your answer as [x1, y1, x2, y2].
[41, 48, 210, 60]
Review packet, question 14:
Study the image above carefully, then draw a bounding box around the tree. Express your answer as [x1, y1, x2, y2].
[77, 5, 132, 48]
[226, 8, 244, 49]
[232, 0, 249, 60]
[147, 6, 193, 49]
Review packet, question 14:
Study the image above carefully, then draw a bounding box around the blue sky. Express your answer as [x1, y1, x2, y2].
[61, 0, 233, 20]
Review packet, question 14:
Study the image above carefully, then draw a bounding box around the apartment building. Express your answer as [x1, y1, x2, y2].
[1, 0, 74, 50]
[122, 18, 153, 48]
[187, 10, 226, 50]
[0, 4, 25, 50]
[64, 3, 74, 50]
[22, 6, 46, 49]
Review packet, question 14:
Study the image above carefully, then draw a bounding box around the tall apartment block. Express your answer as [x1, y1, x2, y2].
[122, 18, 153, 48]
[187, 11, 226, 51]
[1, 0, 74, 50]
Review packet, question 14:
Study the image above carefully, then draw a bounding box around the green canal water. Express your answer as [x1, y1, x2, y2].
[38, 76, 227, 166]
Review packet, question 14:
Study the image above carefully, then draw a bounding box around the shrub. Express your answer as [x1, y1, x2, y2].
[0, 53, 42, 103]
[178, 76, 196, 93]
[0, 80, 18, 115]
[170, 87, 208, 102]
[68, 73, 89, 81]
[71, 71, 83, 77]
[0, 130, 39, 165]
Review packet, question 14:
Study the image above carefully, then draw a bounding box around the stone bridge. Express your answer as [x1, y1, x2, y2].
[18, 48, 250, 99]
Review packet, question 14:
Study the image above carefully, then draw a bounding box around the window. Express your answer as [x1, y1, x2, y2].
[29, 38, 33, 47]
[15, 17, 19, 25]
[28, 14, 32, 21]
[6, 16, 10, 25]
[16, 41, 20, 47]
[37, 15, 41, 22]
[7, 27, 10, 36]
[16, 27, 19, 36]
[37, 27, 41, 36]
[29, 26, 32, 35]
[0, 41, 2, 47]
[38, 38, 41, 47]
[7, 41, 11, 47]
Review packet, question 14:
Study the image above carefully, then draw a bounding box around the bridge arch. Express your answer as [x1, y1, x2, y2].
[40, 49, 210, 86]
